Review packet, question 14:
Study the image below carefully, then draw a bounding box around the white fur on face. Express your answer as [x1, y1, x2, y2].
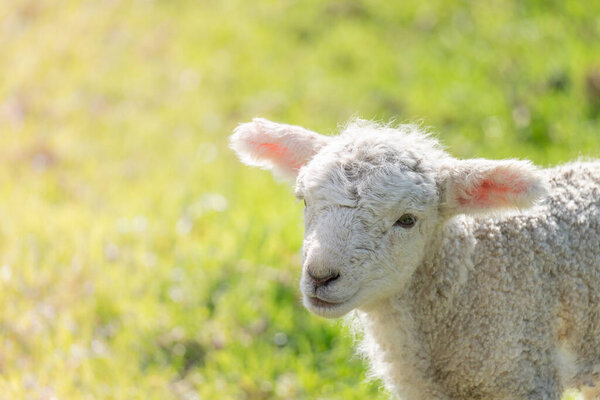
[295, 122, 444, 318]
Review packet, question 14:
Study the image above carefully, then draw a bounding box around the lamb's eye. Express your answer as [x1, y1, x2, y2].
[394, 214, 416, 228]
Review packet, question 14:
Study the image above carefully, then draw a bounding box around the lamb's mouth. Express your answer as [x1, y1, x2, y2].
[304, 292, 359, 318]
[307, 296, 344, 308]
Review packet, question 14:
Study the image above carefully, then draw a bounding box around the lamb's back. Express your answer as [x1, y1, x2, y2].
[467, 161, 600, 389]
[411, 161, 600, 397]
[539, 162, 600, 377]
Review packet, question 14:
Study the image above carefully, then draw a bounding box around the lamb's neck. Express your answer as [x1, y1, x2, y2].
[418, 215, 477, 301]
[356, 297, 450, 400]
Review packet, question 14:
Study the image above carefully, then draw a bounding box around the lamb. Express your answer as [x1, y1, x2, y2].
[230, 118, 600, 400]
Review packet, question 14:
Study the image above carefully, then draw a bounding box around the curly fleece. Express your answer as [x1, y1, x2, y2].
[230, 118, 600, 400]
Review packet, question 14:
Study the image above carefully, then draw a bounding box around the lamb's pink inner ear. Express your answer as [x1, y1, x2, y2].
[459, 175, 525, 208]
[252, 142, 303, 170]
[230, 118, 329, 179]
[444, 159, 547, 215]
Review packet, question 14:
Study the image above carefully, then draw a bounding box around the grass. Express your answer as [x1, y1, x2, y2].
[0, 0, 599, 398]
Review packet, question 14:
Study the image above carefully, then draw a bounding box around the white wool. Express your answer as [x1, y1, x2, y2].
[231, 118, 600, 400]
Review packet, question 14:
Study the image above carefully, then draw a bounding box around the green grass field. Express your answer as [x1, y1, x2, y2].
[1, 0, 599, 398]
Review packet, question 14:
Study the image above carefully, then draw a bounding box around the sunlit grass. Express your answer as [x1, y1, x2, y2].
[1, 0, 599, 398]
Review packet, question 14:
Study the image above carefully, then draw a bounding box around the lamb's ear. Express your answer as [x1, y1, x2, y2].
[230, 118, 330, 180]
[439, 158, 548, 216]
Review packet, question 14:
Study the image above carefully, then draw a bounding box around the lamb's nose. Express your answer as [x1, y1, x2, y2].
[308, 271, 340, 288]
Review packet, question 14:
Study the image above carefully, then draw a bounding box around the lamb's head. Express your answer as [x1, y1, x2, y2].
[230, 118, 547, 318]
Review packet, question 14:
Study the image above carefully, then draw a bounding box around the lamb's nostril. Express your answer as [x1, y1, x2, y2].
[308, 271, 340, 288]
[323, 273, 340, 286]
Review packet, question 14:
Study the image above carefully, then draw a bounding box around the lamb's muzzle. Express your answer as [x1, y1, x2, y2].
[306, 270, 340, 288]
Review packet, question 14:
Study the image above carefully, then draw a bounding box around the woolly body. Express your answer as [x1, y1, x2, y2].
[230, 118, 600, 400]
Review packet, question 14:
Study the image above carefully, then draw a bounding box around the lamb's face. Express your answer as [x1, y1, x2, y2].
[295, 137, 441, 318]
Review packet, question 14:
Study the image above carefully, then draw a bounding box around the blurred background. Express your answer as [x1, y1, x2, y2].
[1, 0, 599, 399]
